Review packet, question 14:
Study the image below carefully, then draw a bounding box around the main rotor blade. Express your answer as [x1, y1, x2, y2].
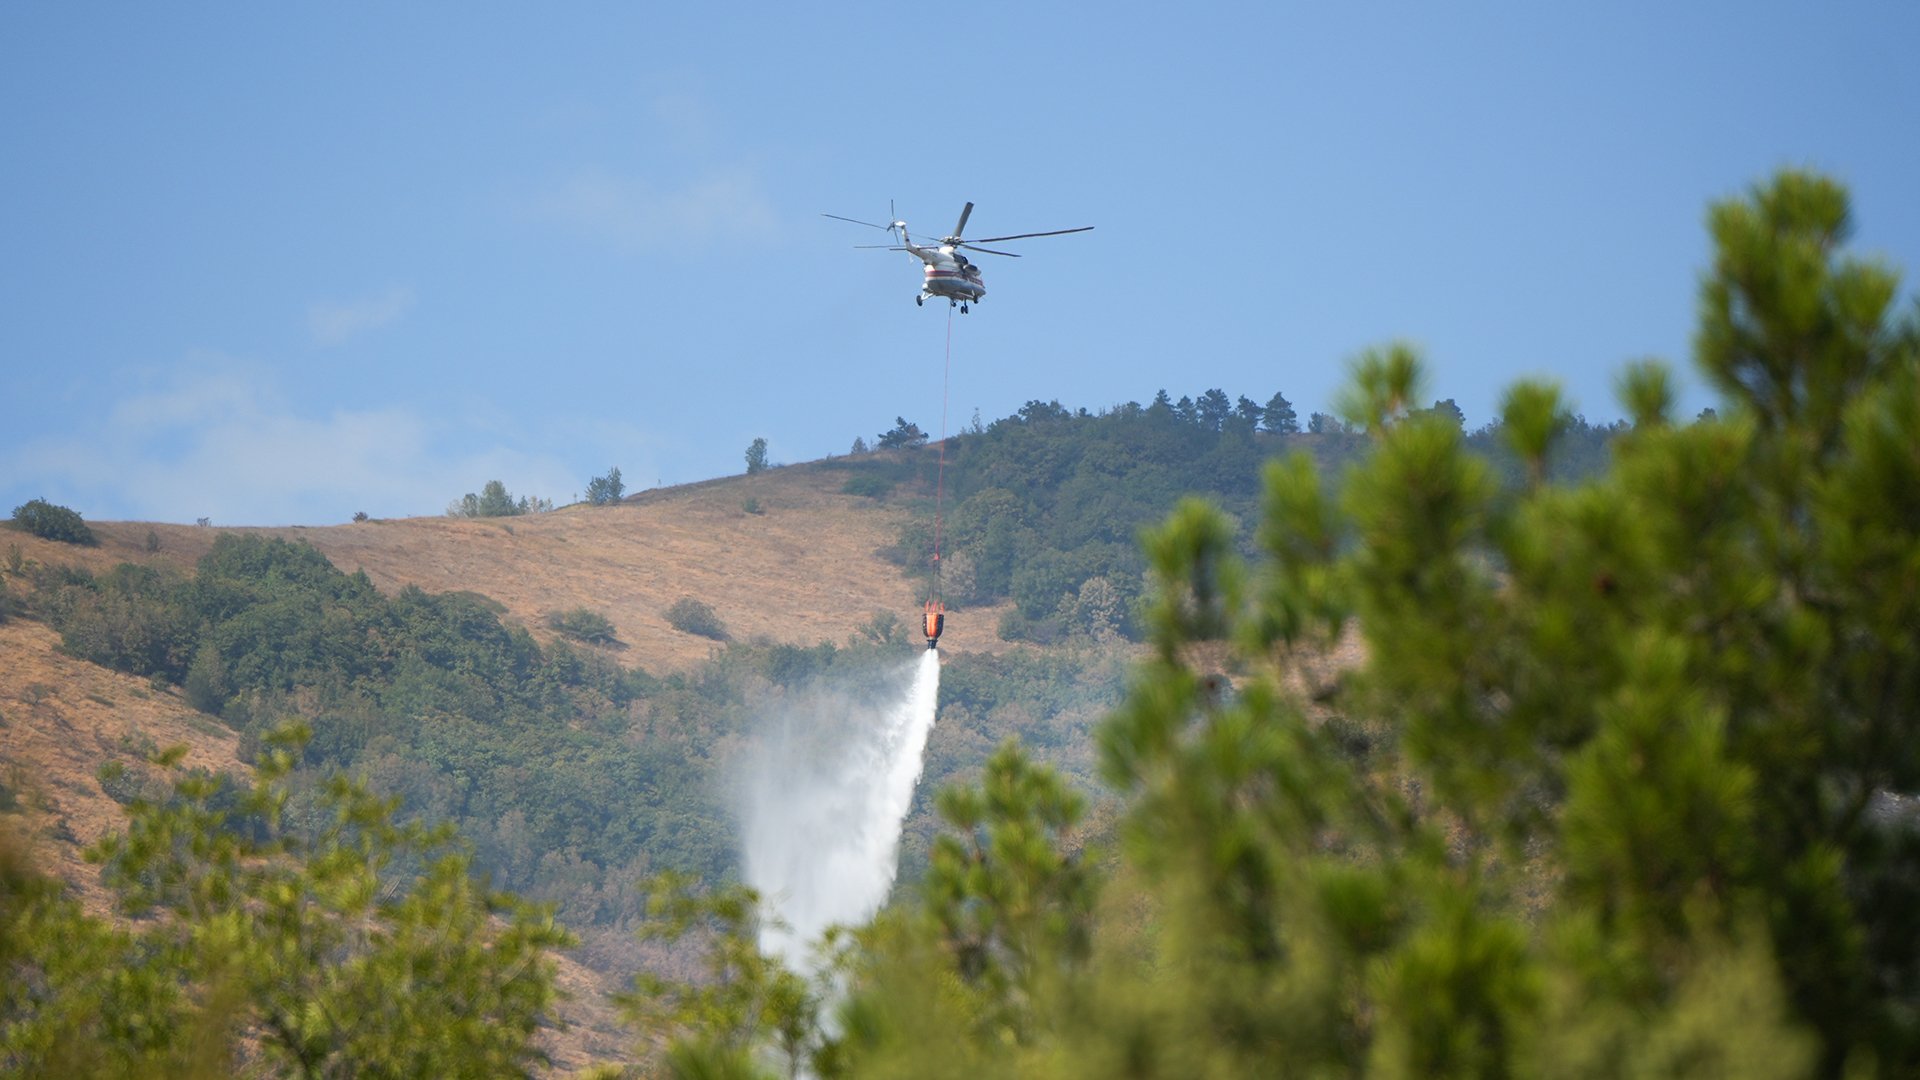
[964, 226, 1095, 243]
[852, 244, 910, 250]
[823, 212, 895, 231]
[957, 244, 1022, 257]
[951, 202, 974, 239]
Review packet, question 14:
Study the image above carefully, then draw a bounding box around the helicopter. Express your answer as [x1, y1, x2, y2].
[823, 202, 1092, 313]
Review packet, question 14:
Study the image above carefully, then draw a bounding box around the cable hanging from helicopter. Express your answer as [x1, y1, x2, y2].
[824, 202, 1091, 649]
[923, 305, 954, 650]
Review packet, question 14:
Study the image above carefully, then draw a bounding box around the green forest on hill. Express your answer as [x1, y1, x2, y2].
[16, 534, 1129, 942]
[4, 170, 1918, 1076]
[834, 392, 1618, 642]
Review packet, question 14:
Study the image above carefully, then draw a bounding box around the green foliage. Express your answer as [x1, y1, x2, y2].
[1498, 378, 1571, 483]
[916, 388, 1568, 639]
[586, 466, 626, 506]
[37, 563, 196, 679]
[32, 533, 736, 934]
[10, 499, 95, 546]
[745, 437, 770, 475]
[875, 417, 928, 449]
[854, 610, 903, 646]
[1263, 390, 1299, 433]
[667, 597, 730, 641]
[622, 873, 824, 1077]
[2, 827, 217, 1077]
[549, 606, 618, 645]
[1426, 396, 1466, 431]
[841, 475, 891, 499]
[449, 479, 539, 517]
[1334, 340, 1426, 430]
[5, 726, 572, 1076]
[923, 745, 1094, 1017]
[1058, 169, 1907, 1074]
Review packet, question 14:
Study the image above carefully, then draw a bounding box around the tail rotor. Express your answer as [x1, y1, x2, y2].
[825, 201, 907, 244]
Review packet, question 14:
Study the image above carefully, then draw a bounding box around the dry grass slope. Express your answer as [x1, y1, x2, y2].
[0, 619, 242, 916]
[10, 460, 1013, 674]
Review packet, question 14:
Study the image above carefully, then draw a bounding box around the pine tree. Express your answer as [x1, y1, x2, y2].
[1263, 390, 1299, 433]
[585, 466, 625, 505]
[1195, 388, 1233, 431]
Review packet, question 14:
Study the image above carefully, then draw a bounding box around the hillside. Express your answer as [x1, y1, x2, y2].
[4, 459, 1017, 1071]
[0, 417, 1389, 1072]
[0, 619, 242, 916]
[0, 615, 633, 1070]
[10, 457, 1012, 675]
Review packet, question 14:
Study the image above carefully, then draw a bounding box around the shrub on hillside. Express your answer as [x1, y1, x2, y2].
[547, 607, 618, 646]
[842, 475, 892, 499]
[665, 598, 729, 641]
[11, 499, 96, 545]
[876, 417, 928, 449]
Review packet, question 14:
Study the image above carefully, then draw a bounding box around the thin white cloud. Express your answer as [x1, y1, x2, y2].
[308, 286, 416, 347]
[531, 167, 777, 252]
[2, 360, 592, 526]
[649, 92, 723, 151]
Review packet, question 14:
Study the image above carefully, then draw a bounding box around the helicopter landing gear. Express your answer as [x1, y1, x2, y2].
[915, 295, 924, 307]
[960, 303, 969, 314]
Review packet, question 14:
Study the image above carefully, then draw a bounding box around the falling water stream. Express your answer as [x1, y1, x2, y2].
[741, 651, 941, 969]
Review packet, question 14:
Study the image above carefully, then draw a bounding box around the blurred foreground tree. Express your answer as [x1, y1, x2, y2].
[2, 725, 572, 1075]
[621, 873, 824, 1079]
[1067, 168, 1915, 1076]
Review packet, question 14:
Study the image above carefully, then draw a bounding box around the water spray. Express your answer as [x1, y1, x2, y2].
[740, 653, 941, 969]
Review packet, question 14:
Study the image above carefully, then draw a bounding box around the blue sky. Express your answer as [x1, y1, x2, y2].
[5, 3, 1917, 525]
